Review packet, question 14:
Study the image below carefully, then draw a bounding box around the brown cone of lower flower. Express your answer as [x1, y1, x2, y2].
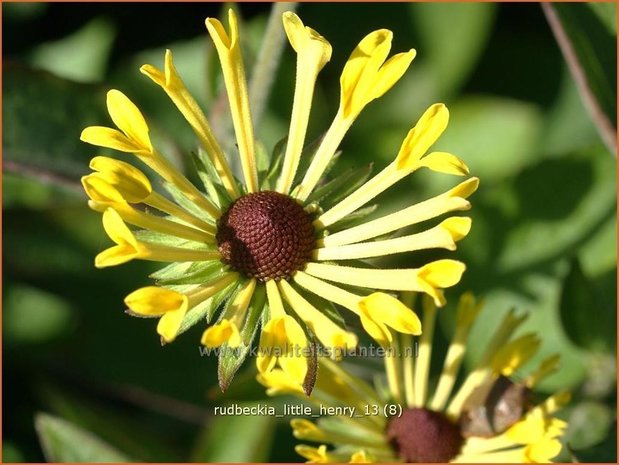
[387, 408, 464, 463]
[216, 191, 316, 281]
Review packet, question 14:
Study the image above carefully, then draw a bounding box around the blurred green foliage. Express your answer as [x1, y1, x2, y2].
[3, 2, 616, 462]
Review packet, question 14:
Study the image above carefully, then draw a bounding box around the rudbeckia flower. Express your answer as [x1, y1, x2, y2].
[80, 9, 477, 390]
[258, 293, 569, 463]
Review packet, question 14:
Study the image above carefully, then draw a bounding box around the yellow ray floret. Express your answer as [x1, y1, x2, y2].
[295, 29, 416, 201]
[278, 279, 358, 355]
[205, 9, 258, 193]
[140, 50, 240, 199]
[319, 177, 479, 247]
[277, 12, 332, 195]
[201, 278, 256, 348]
[95, 208, 219, 268]
[314, 217, 471, 261]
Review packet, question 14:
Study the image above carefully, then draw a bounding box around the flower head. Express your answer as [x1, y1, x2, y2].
[259, 293, 569, 463]
[80, 9, 477, 390]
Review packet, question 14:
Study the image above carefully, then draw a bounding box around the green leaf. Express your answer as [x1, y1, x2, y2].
[191, 402, 276, 462]
[217, 285, 266, 391]
[161, 180, 214, 223]
[35, 413, 132, 462]
[432, 96, 543, 183]
[30, 17, 116, 83]
[559, 258, 610, 352]
[410, 3, 497, 96]
[3, 64, 107, 180]
[4, 284, 73, 345]
[588, 2, 617, 35]
[565, 401, 613, 450]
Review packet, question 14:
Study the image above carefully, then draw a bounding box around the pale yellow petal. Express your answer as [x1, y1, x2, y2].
[206, 9, 258, 193]
[417, 151, 469, 176]
[358, 292, 422, 335]
[89, 156, 152, 202]
[124, 286, 188, 316]
[201, 319, 241, 348]
[157, 307, 187, 342]
[395, 103, 449, 170]
[106, 89, 152, 152]
[102, 207, 138, 247]
[80, 126, 143, 153]
[94, 244, 137, 268]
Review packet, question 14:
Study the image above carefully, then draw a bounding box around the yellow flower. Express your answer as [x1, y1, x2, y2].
[259, 293, 569, 463]
[80, 9, 477, 390]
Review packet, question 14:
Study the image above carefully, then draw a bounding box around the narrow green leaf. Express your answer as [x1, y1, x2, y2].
[35, 413, 132, 462]
[217, 285, 266, 391]
[153, 260, 227, 285]
[179, 282, 239, 334]
[306, 163, 374, 210]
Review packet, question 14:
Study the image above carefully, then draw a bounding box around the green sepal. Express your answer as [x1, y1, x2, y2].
[160, 180, 214, 223]
[306, 163, 374, 210]
[192, 149, 235, 211]
[326, 204, 378, 234]
[217, 284, 267, 391]
[259, 137, 286, 191]
[134, 228, 215, 249]
[178, 281, 239, 336]
[152, 260, 228, 285]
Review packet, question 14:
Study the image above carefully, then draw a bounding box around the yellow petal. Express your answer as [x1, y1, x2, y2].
[359, 311, 392, 347]
[525, 437, 563, 462]
[395, 103, 450, 171]
[290, 419, 326, 441]
[282, 12, 331, 67]
[415, 259, 466, 306]
[296, 444, 330, 463]
[256, 368, 305, 396]
[349, 450, 371, 463]
[491, 333, 541, 376]
[370, 49, 416, 101]
[89, 156, 152, 202]
[201, 319, 241, 348]
[277, 12, 332, 194]
[277, 280, 357, 353]
[417, 151, 469, 176]
[124, 286, 188, 316]
[106, 89, 152, 152]
[279, 316, 308, 383]
[157, 308, 187, 343]
[140, 50, 240, 200]
[101, 207, 138, 247]
[80, 126, 142, 153]
[94, 244, 137, 268]
[206, 9, 258, 193]
[256, 319, 280, 374]
[340, 29, 392, 118]
[358, 292, 422, 335]
[82, 174, 125, 204]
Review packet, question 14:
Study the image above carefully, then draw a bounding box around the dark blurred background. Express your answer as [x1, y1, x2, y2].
[3, 2, 617, 462]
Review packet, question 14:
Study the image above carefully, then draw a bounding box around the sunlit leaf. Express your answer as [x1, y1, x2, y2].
[35, 413, 132, 462]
